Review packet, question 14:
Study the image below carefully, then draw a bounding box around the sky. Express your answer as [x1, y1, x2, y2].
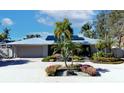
[0, 10, 99, 40]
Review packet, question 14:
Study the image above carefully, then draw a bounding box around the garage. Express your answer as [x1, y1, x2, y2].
[12, 45, 48, 58]
[5, 38, 54, 58]
[15, 45, 42, 58]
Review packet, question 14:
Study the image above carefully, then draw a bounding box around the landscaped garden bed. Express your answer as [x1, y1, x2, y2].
[91, 52, 124, 64]
[45, 64, 102, 77]
[42, 55, 84, 62]
[92, 57, 124, 64]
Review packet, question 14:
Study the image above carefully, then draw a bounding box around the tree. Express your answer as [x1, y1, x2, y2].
[108, 11, 124, 48]
[96, 40, 106, 51]
[53, 40, 82, 68]
[53, 18, 81, 71]
[3, 27, 11, 40]
[24, 34, 41, 39]
[81, 22, 96, 38]
[95, 11, 111, 39]
[106, 37, 116, 52]
[0, 27, 11, 42]
[95, 11, 116, 56]
[53, 40, 72, 68]
[54, 18, 73, 41]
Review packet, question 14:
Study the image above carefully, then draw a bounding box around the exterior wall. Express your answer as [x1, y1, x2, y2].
[90, 45, 97, 55]
[112, 48, 124, 58]
[13, 45, 48, 58]
[0, 46, 13, 58]
[42, 45, 48, 57]
[90, 46, 124, 58]
[120, 36, 124, 46]
[12, 44, 124, 58]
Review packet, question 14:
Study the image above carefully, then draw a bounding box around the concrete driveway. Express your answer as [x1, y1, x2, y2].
[0, 58, 124, 82]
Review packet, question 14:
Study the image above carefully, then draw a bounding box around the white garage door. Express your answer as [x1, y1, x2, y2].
[16, 45, 43, 58]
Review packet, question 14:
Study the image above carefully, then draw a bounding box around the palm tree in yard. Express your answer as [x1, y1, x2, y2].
[53, 18, 81, 70]
[53, 18, 73, 68]
[54, 18, 73, 41]
[53, 40, 82, 69]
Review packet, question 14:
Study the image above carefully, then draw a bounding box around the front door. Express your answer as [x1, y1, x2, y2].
[82, 45, 91, 57]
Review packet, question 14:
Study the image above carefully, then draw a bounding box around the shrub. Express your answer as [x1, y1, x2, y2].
[106, 53, 113, 57]
[45, 64, 62, 76]
[93, 57, 124, 64]
[96, 51, 105, 57]
[95, 57, 120, 62]
[92, 53, 97, 60]
[92, 52, 113, 60]
[72, 55, 83, 61]
[42, 56, 56, 62]
[92, 51, 105, 60]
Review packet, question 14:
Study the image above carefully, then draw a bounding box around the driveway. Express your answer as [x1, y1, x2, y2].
[0, 58, 124, 82]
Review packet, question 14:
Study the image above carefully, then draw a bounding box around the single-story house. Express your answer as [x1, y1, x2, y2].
[6, 35, 98, 58]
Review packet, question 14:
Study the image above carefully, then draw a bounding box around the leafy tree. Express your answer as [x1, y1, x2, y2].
[108, 11, 124, 48]
[24, 34, 41, 39]
[102, 10, 124, 48]
[54, 18, 73, 41]
[81, 22, 96, 38]
[53, 18, 83, 72]
[0, 27, 11, 42]
[95, 10, 122, 56]
[96, 40, 106, 51]
[95, 11, 111, 39]
[3, 27, 11, 40]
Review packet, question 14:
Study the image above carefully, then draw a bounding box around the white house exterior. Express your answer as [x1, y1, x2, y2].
[6, 35, 98, 58]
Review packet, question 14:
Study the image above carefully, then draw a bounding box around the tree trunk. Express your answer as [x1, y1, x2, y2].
[105, 32, 107, 57]
[71, 59, 74, 66]
[118, 36, 122, 48]
[64, 58, 68, 69]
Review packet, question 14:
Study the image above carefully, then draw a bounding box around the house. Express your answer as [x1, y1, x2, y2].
[6, 35, 98, 58]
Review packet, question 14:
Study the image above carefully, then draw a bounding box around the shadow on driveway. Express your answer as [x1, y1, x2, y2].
[0, 59, 29, 67]
[94, 68, 110, 76]
[96, 68, 110, 73]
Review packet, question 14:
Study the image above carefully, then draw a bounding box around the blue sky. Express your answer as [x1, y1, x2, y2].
[0, 10, 99, 40]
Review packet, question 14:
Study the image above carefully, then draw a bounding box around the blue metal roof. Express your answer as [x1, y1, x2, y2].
[7, 38, 54, 45]
[7, 35, 98, 45]
[46, 35, 57, 41]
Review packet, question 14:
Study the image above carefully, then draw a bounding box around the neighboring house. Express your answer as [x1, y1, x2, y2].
[120, 36, 124, 47]
[6, 35, 98, 58]
[0, 40, 14, 58]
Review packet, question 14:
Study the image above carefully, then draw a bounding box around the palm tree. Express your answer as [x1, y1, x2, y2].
[54, 18, 73, 41]
[52, 40, 82, 69]
[66, 41, 82, 66]
[0, 27, 11, 42]
[53, 18, 74, 68]
[52, 40, 70, 68]
[3, 27, 11, 40]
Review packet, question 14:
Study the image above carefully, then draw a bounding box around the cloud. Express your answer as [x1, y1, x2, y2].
[37, 17, 53, 26]
[36, 10, 97, 27]
[1, 18, 14, 26]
